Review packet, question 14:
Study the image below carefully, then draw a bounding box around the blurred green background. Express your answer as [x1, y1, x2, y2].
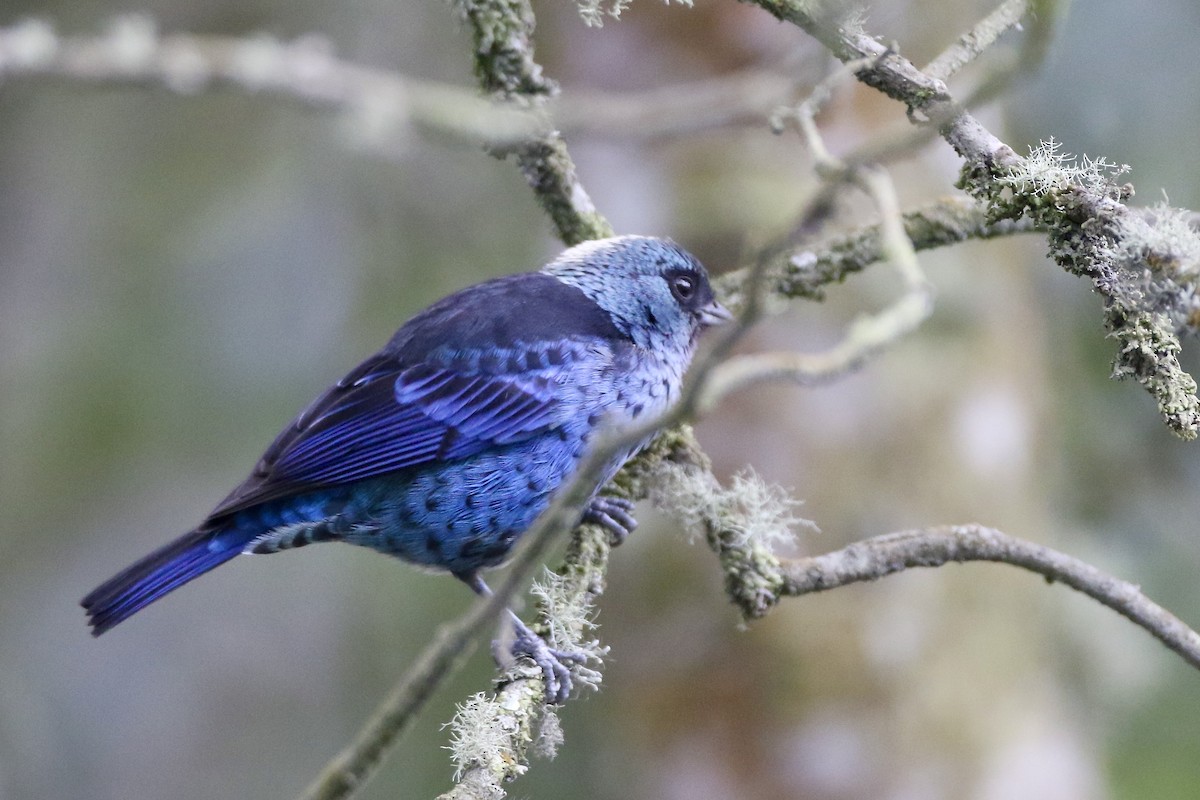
[3, 0, 1200, 798]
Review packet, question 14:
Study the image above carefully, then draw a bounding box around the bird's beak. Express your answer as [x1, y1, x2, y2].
[697, 300, 733, 327]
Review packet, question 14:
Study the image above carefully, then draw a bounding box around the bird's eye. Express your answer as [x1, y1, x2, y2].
[670, 273, 697, 303]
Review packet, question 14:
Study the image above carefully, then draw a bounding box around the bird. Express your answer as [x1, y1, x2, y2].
[81, 235, 730, 702]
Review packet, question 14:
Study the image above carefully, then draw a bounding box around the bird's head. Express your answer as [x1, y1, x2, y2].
[543, 236, 731, 352]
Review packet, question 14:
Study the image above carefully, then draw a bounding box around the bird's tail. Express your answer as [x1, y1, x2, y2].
[81, 526, 251, 636]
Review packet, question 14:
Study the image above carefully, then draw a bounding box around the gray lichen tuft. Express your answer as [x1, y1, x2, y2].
[445, 693, 525, 785]
[964, 138, 1200, 438]
[650, 462, 815, 620]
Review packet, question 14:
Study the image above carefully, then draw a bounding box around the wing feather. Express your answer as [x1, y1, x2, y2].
[206, 358, 560, 522]
[203, 271, 630, 524]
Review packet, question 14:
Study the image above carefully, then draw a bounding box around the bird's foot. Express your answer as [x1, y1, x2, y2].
[505, 614, 587, 705]
[583, 496, 638, 546]
[461, 571, 598, 704]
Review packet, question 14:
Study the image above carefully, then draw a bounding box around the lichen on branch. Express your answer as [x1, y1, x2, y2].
[968, 138, 1200, 438]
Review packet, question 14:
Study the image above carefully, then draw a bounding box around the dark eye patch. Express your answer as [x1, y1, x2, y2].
[670, 274, 696, 302]
[663, 267, 711, 311]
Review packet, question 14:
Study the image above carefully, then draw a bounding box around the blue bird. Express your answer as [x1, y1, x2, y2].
[81, 235, 729, 702]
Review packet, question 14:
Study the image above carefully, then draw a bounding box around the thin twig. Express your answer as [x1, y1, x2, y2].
[555, 69, 800, 141]
[0, 17, 543, 150]
[703, 165, 932, 407]
[779, 524, 1200, 669]
[675, 470, 1200, 671]
[771, 55, 876, 174]
[705, 59, 934, 408]
[922, 0, 1032, 81]
[838, 0, 1063, 172]
[296, 599, 489, 800]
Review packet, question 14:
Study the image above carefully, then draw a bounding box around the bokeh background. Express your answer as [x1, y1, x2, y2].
[3, 0, 1200, 798]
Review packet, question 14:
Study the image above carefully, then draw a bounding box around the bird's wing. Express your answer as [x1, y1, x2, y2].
[205, 270, 633, 524]
[205, 352, 561, 522]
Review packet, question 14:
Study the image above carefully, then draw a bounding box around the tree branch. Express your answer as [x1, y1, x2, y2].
[452, 0, 613, 244]
[780, 524, 1200, 670]
[922, 0, 1034, 81]
[555, 68, 800, 141]
[646, 454, 1200, 672]
[0, 16, 543, 149]
[740, 0, 1200, 438]
[0, 16, 813, 163]
[703, 162, 934, 407]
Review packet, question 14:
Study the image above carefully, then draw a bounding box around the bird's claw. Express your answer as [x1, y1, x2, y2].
[583, 496, 638, 546]
[508, 622, 585, 705]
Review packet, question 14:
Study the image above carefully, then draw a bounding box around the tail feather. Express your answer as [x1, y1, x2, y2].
[81, 526, 251, 636]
